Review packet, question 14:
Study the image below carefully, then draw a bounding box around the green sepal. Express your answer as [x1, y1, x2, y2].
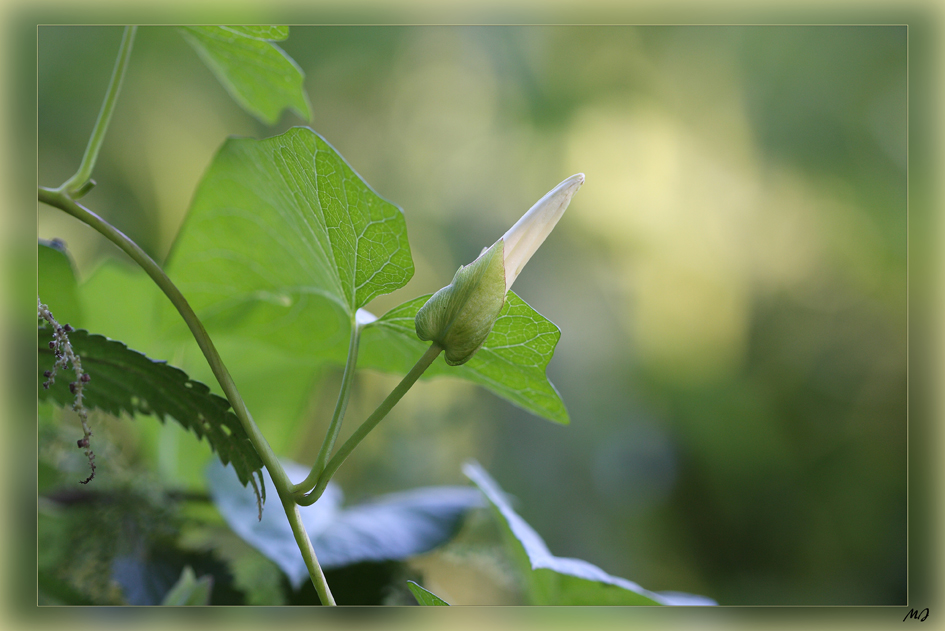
[415, 240, 507, 366]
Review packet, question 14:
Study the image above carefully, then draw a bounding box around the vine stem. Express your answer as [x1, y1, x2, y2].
[283, 498, 333, 604]
[37, 187, 336, 606]
[292, 317, 362, 495]
[297, 342, 442, 506]
[59, 25, 137, 198]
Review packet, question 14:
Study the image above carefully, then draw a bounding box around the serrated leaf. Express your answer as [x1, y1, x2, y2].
[463, 461, 716, 606]
[361, 292, 569, 424]
[207, 460, 482, 590]
[178, 26, 311, 124]
[37, 327, 264, 494]
[407, 580, 450, 606]
[166, 127, 414, 362]
[76, 261, 318, 460]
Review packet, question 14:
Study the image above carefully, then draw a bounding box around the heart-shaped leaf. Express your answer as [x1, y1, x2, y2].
[169, 127, 566, 426]
[361, 292, 569, 424]
[463, 461, 716, 606]
[166, 127, 414, 362]
[208, 460, 482, 589]
[178, 26, 311, 125]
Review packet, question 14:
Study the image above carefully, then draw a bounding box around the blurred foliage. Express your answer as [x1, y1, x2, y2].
[464, 460, 715, 605]
[38, 25, 905, 604]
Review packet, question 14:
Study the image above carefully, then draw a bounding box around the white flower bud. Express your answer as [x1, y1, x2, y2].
[500, 173, 584, 291]
[415, 240, 506, 365]
[416, 174, 584, 366]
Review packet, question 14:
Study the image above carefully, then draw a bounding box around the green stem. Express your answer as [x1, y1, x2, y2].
[60, 25, 137, 198]
[37, 187, 336, 606]
[283, 497, 335, 605]
[292, 317, 362, 495]
[298, 342, 442, 507]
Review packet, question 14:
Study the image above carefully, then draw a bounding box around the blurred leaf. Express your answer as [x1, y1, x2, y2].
[37, 327, 264, 495]
[160, 566, 213, 605]
[38, 460, 65, 495]
[407, 580, 450, 605]
[39, 488, 180, 605]
[112, 556, 181, 606]
[38, 239, 83, 326]
[38, 570, 96, 605]
[222, 25, 289, 40]
[208, 460, 482, 590]
[228, 548, 286, 605]
[178, 26, 311, 125]
[179, 525, 287, 605]
[77, 261, 162, 357]
[167, 127, 414, 361]
[361, 292, 569, 424]
[463, 461, 716, 606]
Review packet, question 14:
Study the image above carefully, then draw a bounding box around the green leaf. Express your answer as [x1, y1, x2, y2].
[208, 460, 482, 590]
[38, 240, 83, 327]
[37, 327, 264, 495]
[77, 260, 165, 354]
[178, 26, 311, 125]
[221, 25, 289, 40]
[361, 292, 569, 424]
[160, 566, 213, 606]
[407, 580, 450, 606]
[167, 127, 414, 361]
[463, 461, 716, 606]
[76, 261, 317, 462]
[172, 337, 325, 457]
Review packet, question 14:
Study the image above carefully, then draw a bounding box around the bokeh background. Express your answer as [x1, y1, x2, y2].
[38, 25, 907, 605]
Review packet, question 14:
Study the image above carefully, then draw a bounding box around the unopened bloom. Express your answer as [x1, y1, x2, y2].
[416, 173, 584, 366]
[498, 173, 585, 291]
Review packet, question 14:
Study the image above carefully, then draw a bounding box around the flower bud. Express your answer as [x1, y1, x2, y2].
[415, 173, 584, 366]
[415, 240, 507, 366]
[501, 173, 584, 291]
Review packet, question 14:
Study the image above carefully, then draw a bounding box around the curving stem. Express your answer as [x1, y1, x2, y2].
[296, 342, 442, 506]
[37, 187, 337, 606]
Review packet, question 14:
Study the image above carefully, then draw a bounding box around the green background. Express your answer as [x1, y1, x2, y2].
[37, 25, 907, 605]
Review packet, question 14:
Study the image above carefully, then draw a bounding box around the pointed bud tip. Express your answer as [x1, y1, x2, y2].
[545, 172, 584, 202]
[561, 173, 585, 190]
